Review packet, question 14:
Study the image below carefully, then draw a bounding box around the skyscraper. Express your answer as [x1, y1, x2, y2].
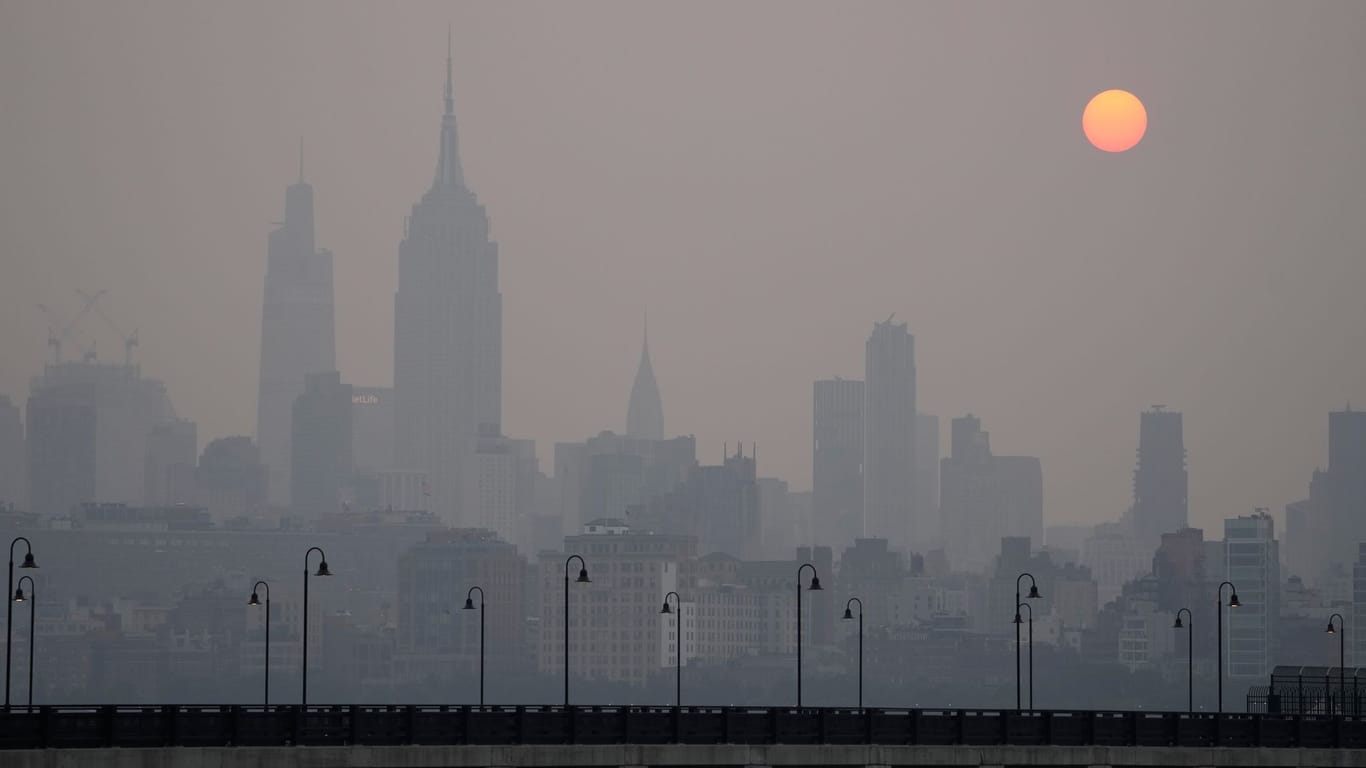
[1130, 407, 1187, 549]
[625, 329, 664, 440]
[26, 360, 175, 515]
[1224, 510, 1279, 688]
[940, 414, 1043, 573]
[812, 378, 863, 551]
[255, 150, 336, 507]
[1285, 408, 1366, 577]
[0, 395, 24, 509]
[394, 40, 502, 525]
[290, 372, 352, 520]
[864, 319, 917, 549]
[913, 412, 940, 545]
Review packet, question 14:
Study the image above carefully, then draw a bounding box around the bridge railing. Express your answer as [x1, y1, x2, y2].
[2, 705, 1366, 750]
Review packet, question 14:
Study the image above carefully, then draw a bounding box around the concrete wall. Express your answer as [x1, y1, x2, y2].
[6, 744, 1366, 768]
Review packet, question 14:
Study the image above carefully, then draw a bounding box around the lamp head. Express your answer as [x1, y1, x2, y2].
[660, 601, 672, 615]
[20, 552, 36, 569]
[808, 575, 823, 591]
[1013, 612, 1023, 625]
[1173, 616, 1184, 629]
[248, 592, 260, 607]
[12, 587, 24, 603]
[463, 597, 476, 610]
[315, 560, 331, 577]
[576, 567, 590, 583]
[1026, 584, 1040, 599]
[1228, 592, 1240, 608]
[842, 607, 854, 620]
[1327, 621, 1337, 635]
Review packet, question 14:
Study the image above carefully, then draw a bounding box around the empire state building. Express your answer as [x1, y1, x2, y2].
[394, 41, 502, 523]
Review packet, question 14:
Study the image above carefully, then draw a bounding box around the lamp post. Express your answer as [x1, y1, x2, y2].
[1215, 580, 1239, 714]
[1173, 608, 1192, 714]
[302, 547, 331, 709]
[661, 591, 682, 707]
[564, 555, 590, 707]
[13, 576, 35, 708]
[1013, 602, 1034, 710]
[463, 586, 485, 706]
[6, 536, 36, 708]
[248, 581, 270, 708]
[842, 597, 863, 709]
[1014, 572, 1040, 712]
[796, 562, 823, 708]
[1327, 613, 1345, 717]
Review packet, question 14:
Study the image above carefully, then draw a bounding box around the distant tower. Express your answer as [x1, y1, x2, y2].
[863, 318, 918, 549]
[255, 144, 336, 506]
[1131, 406, 1187, 547]
[813, 378, 863, 552]
[393, 36, 502, 524]
[625, 325, 664, 440]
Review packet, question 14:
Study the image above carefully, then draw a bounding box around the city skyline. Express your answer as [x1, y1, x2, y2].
[2, 2, 1366, 535]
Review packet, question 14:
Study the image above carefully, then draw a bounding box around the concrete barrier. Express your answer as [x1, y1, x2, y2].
[5, 744, 1366, 768]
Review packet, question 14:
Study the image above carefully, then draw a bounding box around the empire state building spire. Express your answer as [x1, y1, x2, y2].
[626, 323, 664, 440]
[434, 25, 465, 190]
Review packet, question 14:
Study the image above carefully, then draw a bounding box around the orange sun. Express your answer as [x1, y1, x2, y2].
[1083, 89, 1147, 152]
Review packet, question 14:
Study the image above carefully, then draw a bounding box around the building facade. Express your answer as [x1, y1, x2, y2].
[1225, 510, 1279, 688]
[255, 162, 336, 506]
[813, 378, 864, 552]
[394, 44, 502, 526]
[864, 319, 919, 550]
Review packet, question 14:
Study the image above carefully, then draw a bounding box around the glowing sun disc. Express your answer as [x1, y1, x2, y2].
[1083, 89, 1147, 152]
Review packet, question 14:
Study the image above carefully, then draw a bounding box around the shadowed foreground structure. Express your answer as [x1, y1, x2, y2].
[3, 705, 1366, 766]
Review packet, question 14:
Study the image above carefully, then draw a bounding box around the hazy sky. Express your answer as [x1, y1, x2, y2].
[2, 1, 1365, 533]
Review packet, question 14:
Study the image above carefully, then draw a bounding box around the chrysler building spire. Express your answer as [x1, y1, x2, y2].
[626, 321, 664, 440]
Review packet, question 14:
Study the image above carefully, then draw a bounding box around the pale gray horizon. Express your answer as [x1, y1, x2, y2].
[2, 1, 1364, 534]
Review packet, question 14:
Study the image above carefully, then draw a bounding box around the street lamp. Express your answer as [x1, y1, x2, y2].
[13, 576, 35, 708]
[1215, 580, 1239, 714]
[463, 586, 485, 706]
[796, 562, 822, 708]
[1173, 608, 1192, 714]
[564, 555, 590, 707]
[302, 547, 331, 709]
[1014, 572, 1040, 712]
[843, 597, 863, 709]
[1013, 602, 1034, 711]
[6, 536, 36, 708]
[248, 581, 270, 708]
[661, 591, 682, 707]
[1327, 613, 1345, 717]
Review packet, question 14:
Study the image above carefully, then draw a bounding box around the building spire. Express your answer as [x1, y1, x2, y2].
[444, 24, 454, 117]
[626, 318, 664, 440]
[432, 28, 465, 190]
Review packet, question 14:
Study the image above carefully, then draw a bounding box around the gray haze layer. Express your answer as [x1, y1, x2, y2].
[2, 0, 1365, 532]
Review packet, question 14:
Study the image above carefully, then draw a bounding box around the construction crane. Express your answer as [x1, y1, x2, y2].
[36, 289, 105, 364]
[77, 289, 139, 366]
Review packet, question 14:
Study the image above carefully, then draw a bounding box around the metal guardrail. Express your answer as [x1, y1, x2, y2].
[1, 706, 1366, 750]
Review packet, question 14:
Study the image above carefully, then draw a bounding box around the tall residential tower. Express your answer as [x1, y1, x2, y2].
[394, 40, 502, 524]
[863, 318, 919, 549]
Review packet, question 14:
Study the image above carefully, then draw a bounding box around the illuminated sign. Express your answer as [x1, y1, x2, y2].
[352, 395, 381, 405]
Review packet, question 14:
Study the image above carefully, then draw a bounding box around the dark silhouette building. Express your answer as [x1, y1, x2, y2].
[1129, 407, 1187, 549]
